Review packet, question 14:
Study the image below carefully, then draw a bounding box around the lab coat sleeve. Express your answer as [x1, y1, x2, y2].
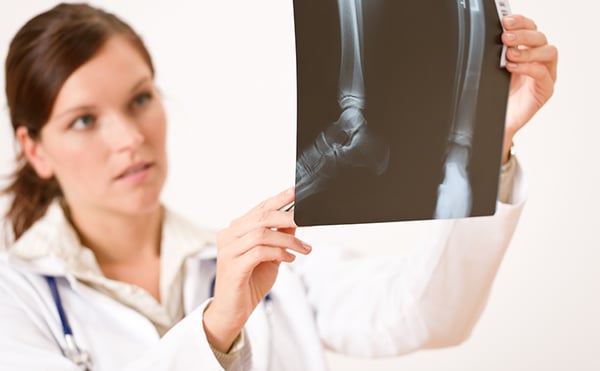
[295, 160, 526, 357]
[0, 275, 252, 371]
[122, 300, 252, 371]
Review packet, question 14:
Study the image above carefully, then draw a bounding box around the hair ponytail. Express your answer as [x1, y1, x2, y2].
[2, 154, 62, 241]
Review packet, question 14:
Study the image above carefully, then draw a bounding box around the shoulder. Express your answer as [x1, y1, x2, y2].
[0, 251, 48, 306]
[7, 201, 81, 261]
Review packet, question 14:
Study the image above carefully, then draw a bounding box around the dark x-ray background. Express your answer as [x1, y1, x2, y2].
[293, 0, 511, 226]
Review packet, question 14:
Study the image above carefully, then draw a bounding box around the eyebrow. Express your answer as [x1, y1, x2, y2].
[53, 76, 152, 119]
[130, 76, 151, 93]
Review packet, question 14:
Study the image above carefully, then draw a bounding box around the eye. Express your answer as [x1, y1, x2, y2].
[131, 92, 152, 109]
[69, 114, 95, 130]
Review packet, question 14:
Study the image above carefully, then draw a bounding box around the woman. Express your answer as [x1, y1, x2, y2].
[0, 3, 557, 371]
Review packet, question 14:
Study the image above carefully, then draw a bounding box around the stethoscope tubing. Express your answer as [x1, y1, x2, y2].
[46, 276, 92, 370]
[46, 276, 74, 336]
[46, 274, 272, 371]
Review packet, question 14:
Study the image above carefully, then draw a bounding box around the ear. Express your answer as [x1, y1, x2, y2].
[16, 126, 54, 179]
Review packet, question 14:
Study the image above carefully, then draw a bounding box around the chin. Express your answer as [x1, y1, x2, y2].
[123, 172, 167, 214]
[127, 192, 163, 215]
[111, 186, 164, 217]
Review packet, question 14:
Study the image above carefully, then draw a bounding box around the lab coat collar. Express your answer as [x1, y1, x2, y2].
[8, 202, 82, 277]
[6, 201, 218, 280]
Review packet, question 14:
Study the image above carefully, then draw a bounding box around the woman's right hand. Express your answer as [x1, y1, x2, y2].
[202, 188, 311, 352]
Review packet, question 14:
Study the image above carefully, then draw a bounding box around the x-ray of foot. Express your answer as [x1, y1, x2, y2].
[295, 107, 390, 203]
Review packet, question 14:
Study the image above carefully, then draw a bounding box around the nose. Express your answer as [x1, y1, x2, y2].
[102, 112, 145, 153]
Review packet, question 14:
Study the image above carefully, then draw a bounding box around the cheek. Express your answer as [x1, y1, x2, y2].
[47, 132, 108, 177]
[45, 136, 109, 193]
[143, 105, 168, 157]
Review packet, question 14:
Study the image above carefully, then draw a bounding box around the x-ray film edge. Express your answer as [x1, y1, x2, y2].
[495, 0, 513, 67]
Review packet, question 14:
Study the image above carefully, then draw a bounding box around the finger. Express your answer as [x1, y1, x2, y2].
[506, 62, 555, 97]
[229, 228, 311, 257]
[507, 44, 557, 64]
[251, 187, 295, 213]
[502, 30, 548, 49]
[226, 209, 297, 241]
[277, 211, 297, 235]
[502, 15, 537, 31]
[222, 188, 295, 240]
[507, 45, 558, 81]
[239, 246, 296, 272]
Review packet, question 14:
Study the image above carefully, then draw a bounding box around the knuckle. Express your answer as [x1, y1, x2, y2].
[257, 200, 268, 210]
[257, 210, 270, 225]
[252, 228, 268, 243]
[250, 246, 266, 261]
[509, 47, 523, 61]
[538, 31, 548, 45]
[278, 250, 289, 261]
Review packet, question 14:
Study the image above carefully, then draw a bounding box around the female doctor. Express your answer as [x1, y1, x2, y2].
[0, 3, 557, 371]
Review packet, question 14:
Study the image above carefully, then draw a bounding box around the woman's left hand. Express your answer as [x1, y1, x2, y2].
[502, 14, 558, 163]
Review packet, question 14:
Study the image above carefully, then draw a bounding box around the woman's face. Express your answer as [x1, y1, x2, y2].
[24, 36, 168, 216]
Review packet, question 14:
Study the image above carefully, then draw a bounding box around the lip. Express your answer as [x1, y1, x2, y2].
[115, 161, 154, 181]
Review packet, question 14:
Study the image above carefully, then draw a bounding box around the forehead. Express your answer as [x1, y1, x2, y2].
[50, 36, 153, 114]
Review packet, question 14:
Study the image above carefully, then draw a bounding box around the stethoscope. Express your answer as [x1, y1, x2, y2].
[47, 274, 274, 371]
[45, 276, 93, 370]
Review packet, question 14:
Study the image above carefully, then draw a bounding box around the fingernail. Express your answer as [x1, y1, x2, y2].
[504, 33, 516, 41]
[503, 16, 516, 27]
[301, 242, 312, 251]
[509, 48, 521, 57]
[507, 62, 518, 69]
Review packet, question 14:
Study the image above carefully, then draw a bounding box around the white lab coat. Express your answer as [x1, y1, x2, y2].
[0, 164, 526, 371]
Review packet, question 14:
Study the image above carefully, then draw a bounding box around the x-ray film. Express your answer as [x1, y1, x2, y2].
[293, 0, 512, 226]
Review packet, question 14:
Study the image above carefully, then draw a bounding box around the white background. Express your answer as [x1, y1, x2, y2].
[1, 1, 599, 370]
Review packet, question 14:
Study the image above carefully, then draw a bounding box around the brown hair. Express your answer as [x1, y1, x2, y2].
[2, 3, 155, 242]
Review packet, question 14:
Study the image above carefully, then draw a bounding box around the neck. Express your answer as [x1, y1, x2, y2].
[64, 202, 163, 266]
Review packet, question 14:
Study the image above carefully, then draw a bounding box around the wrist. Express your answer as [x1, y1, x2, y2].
[502, 132, 515, 165]
[203, 301, 244, 353]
